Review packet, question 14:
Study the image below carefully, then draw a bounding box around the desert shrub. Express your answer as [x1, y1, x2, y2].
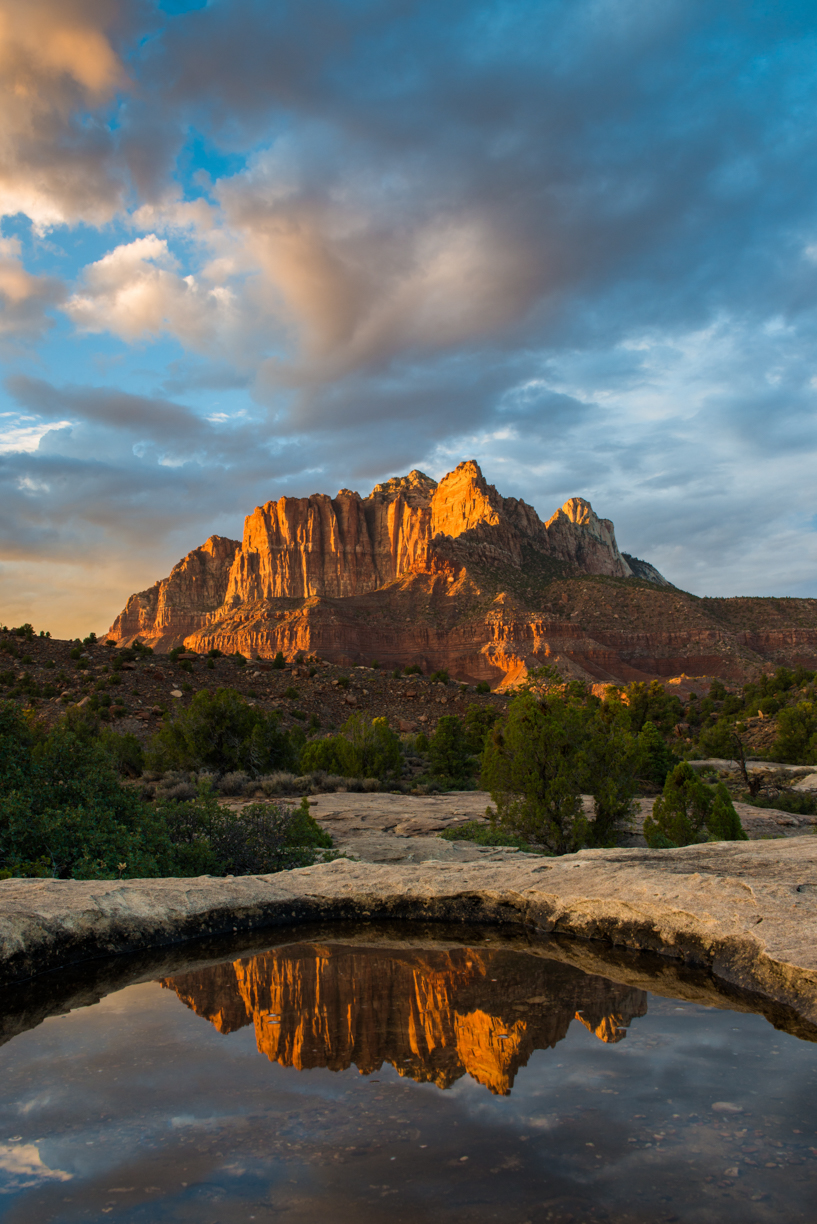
[706, 784, 748, 841]
[643, 763, 711, 847]
[98, 729, 144, 777]
[146, 688, 296, 775]
[481, 689, 643, 854]
[218, 770, 250, 795]
[403, 664, 422, 676]
[625, 679, 683, 734]
[696, 717, 740, 759]
[272, 652, 286, 669]
[438, 820, 538, 851]
[475, 681, 491, 694]
[258, 771, 299, 796]
[773, 702, 817, 765]
[745, 789, 817, 815]
[284, 686, 298, 699]
[644, 763, 747, 847]
[156, 792, 332, 875]
[337, 675, 350, 689]
[0, 702, 170, 879]
[578, 706, 642, 846]
[429, 669, 449, 685]
[428, 715, 472, 781]
[481, 690, 588, 854]
[462, 704, 501, 755]
[638, 720, 676, 787]
[300, 713, 402, 780]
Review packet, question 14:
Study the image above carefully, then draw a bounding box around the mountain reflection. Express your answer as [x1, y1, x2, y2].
[162, 944, 647, 1095]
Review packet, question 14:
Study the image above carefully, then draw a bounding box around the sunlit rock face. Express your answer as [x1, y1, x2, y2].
[162, 943, 647, 1095]
[106, 460, 650, 676]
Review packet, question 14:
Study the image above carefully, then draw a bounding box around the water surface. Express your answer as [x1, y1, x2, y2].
[0, 930, 815, 1223]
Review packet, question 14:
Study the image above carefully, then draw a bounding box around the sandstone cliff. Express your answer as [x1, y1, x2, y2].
[162, 942, 647, 1095]
[108, 459, 640, 660]
[107, 460, 817, 684]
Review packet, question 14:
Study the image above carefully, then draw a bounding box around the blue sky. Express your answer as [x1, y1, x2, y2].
[2, 0, 817, 636]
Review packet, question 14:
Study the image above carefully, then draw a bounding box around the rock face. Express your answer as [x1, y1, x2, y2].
[106, 460, 652, 672]
[1, 838, 817, 1036]
[162, 943, 646, 1094]
[106, 458, 817, 685]
[109, 534, 240, 646]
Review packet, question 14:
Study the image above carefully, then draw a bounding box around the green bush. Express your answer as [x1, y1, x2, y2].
[272, 652, 286, 670]
[480, 689, 643, 854]
[696, 717, 740, 759]
[462, 704, 501, 755]
[99, 729, 144, 777]
[430, 669, 449, 685]
[157, 792, 332, 875]
[773, 702, 817, 765]
[475, 681, 491, 694]
[643, 763, 747, 847]
[403, 664, 422, 676]
[146, 688, 295, 775]
[428, 715, 472, 781]
[578, 706, 642, 846]
[438, 819, 538, 851]
[300, 713, 402, 780]
[0, 703, 167, 879]
[625, 679, 683, 734]
[745, 789, 817, 815]
[481, 690, 588, 854]
[284, 686, 299, 699]
[639, 720, 676, 787]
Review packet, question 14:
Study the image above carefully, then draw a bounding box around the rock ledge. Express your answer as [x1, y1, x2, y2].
[1, 837, 816, 1027]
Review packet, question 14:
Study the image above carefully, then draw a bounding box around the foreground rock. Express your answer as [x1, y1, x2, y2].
[1, 838, 816, 1034]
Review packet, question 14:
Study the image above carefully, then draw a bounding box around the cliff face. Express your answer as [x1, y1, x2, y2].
[106, 460, 817, 684]
[163, 942, 647, 1096]
[108, 459, 639, 662]
[108, 534, 240, 649]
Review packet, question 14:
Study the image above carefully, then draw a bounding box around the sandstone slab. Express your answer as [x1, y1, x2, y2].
[1, 838, 816, 1035]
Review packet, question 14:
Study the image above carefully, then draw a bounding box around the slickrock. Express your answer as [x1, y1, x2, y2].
[1, 838, 816, 1031]
[106, 459, 817, 686]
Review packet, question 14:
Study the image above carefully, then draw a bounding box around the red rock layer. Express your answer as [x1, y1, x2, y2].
[108, 459, 817, 685]
[107, 460, 633, 654]
[163, 943, 647, 1095]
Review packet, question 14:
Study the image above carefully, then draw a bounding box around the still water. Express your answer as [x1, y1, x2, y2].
[0, 928, 815, 1223]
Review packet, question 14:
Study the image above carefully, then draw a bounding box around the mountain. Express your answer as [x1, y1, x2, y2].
[162, 942, 648, 1096]
[108, 459, 817, 685]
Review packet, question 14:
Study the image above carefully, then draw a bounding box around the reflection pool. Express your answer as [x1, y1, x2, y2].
[0, 926, 815, 1223]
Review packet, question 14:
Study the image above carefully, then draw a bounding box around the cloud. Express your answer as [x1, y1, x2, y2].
[0, 1142, 71, 1189]
[0, 236, 64, 341]
[0, 0, 134, 230]
[65, 234, 238, 346]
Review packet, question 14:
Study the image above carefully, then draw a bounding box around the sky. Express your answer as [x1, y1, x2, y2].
[2, 0, 817, 638]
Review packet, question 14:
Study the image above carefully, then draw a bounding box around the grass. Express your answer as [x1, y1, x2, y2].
[437, 819, 547, 853]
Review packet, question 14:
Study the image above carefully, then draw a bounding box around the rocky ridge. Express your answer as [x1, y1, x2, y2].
[107, 460, 817, 686]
